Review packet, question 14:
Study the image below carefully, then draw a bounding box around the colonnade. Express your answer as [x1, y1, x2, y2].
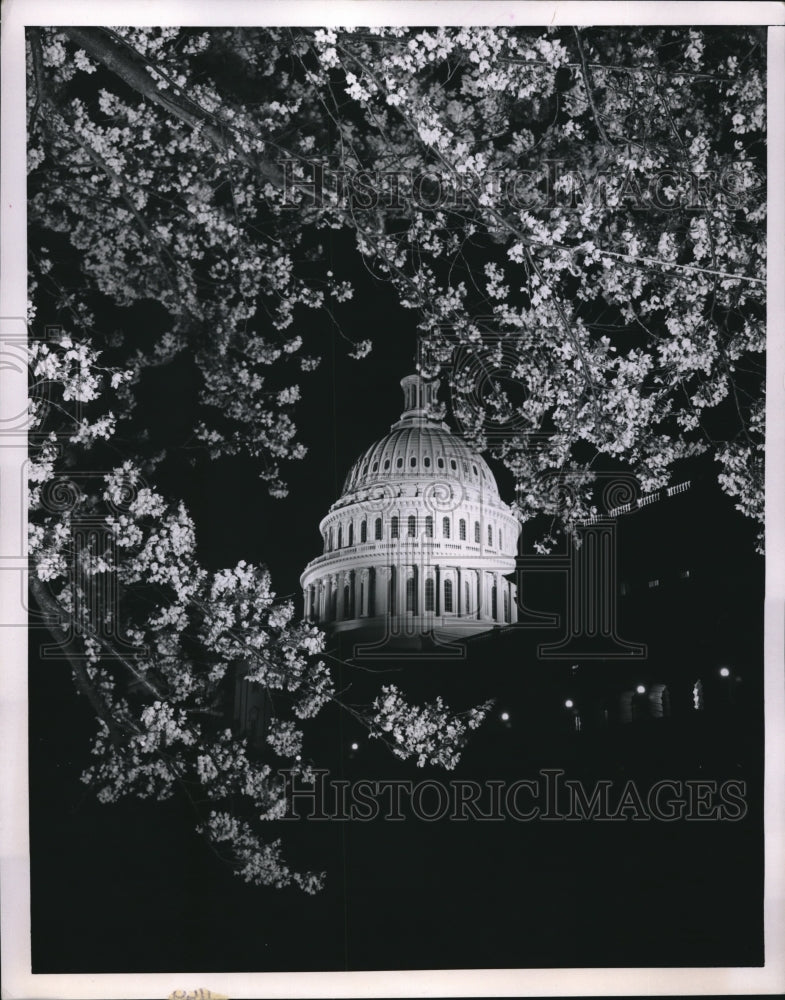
[304, 564, 517, 626]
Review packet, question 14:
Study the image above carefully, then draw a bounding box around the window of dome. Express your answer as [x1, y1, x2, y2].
[396, 457, 403, 468]
[425, 578, 435, 612]
[425, 515, 433, 537]
[374, 517, 382, 540]
[362, 463, 368, 475]
[383, 458, 391, 470]
[348, 523, 354, 546]
[407, 515, 416, 537]
[372, 461, 379, 472]
[450, 459, 457, 471]
[437, 457, 445, 469]
[444, 579, 454, 613]
[459, 519, 466, 540]
[360, 520, 367, 543]
[499, 528, 502, 549]
[410, 456, 417, 467]
[472, 464, 478, 475]
[487, 524, 492, 546]
[423, 456, 431, 468]
[391, 516, 399, 539]
[474, 521, 480, 543]
[442, 517, 450, 538]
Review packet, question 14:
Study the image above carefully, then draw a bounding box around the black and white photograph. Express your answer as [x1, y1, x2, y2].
[2, 2, 784, 996]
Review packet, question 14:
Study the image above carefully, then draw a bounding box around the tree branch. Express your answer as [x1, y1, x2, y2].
[29, 575, 125, 748]
[61, 27, 286, 190]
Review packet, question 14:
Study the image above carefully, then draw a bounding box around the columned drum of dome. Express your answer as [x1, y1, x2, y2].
[300, 373, 520, 649]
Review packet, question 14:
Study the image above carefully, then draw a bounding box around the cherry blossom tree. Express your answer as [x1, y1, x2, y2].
[28, 25, 765, 544]
[27, 334, 491, 891]
[26, 24, 765, 888]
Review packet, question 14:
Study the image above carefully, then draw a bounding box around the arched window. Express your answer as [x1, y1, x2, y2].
[337, 525, 343, 548]
[424, 456, 431, 468]
[450, 459, 457, 471]
[437, 457, 445, 469]
[444, 579, 454, 613]
[442, 517, 450, 538]
[487, 524, 492, 546]
[374, 517, 382, 540]
[425, 577, 435, 611]
[491, 584, 498, 620]
[360, 580, 365, 615]
[348, 523, 354, 546]
[343, 583, 351, 618]
[383, 458, 390, 470]
[406, 576, 415, 612]
[425, 515, 433, 538]
[472, 464, 478, 475]
[499, 528, 503, 549]
[391, 516, 399, 539]
[372, 461, 378, 472]
[474, 521, 480, 543]
[360, 520, 367, 543]
[407, 515, 416, 537]
[504, 589, 510, 623]
[328, 527, 333, 551]
[410, 456, 417, 467]
[368, 568, 376, 616]
[464, 581, 470, 613]
[330, 585, 337, 621]
[389, 566, 396, 614]
[396, 456, 403, 468]
[459, 519, 466, 540]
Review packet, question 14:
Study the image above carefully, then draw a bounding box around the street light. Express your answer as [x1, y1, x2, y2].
[636, 685, 646, 694]
[500, 711, 510, 722]
[350, 742, 359, 751]
[719, 667, 730, 678]
[564, 699, 574, 709]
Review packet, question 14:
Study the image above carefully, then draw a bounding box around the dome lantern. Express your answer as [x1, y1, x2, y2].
[394, 372, 442, 428]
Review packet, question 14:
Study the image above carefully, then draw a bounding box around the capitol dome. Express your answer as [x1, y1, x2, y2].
[301, 373, 520, 652]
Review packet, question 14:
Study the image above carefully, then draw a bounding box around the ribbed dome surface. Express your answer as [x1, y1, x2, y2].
[343, 423, 499, 498]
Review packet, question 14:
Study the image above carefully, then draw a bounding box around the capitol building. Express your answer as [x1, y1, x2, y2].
[300, 373, 520, 650]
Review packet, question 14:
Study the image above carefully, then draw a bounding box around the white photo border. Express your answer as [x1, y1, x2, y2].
[2, 2, 783, 997]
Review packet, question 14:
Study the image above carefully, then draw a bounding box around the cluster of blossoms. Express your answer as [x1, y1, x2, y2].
[30, 26, 766, 528]
[325, 27, 764, 541]
[27, 326, 490, 891]
[368, 685, 492, 770]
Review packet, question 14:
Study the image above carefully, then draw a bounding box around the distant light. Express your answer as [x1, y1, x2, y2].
[636, 685, 646, 694]
[500, 711, 510, 722]
[350, 742, 359, 751]
[564, 699, 574, 709]
[295, 754, 301, 762]
[719, 667, 730, 678]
